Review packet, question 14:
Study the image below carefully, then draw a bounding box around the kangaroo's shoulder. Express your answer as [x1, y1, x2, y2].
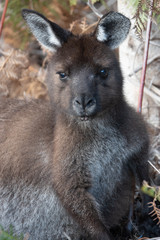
[0, 97, 53, 121]
[0, 97, 55, 146]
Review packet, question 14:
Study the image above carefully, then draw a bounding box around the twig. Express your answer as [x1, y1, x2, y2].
[143, 87, 160, 104]
[150, 41, 160, 48]
[87, 0, 103, 18]
[138, 237, 150, 240]
[150, 85, 160, 96]
[128, 77, 160, 105]
[81, 22, 97, 34]
[148, 198, 160, 225]
[137, 0, 154, 113]
[148, 238, 160, 240]
[0, 49, 14, 72]
[0, 0, 9, 37]
[148, 160, 160, 174]
[150, 28, 160, 40]
[140, 238, 160, 240]
[63, 232, 72, 240]
[129, 54, 160, 77]
[0, 48, 13, 56]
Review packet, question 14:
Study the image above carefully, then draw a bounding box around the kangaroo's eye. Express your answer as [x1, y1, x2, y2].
[56, 72, 68, 81]
[99, 68, 108, 78]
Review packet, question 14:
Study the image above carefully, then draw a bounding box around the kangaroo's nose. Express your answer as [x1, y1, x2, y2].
[73, 95, 96, 116]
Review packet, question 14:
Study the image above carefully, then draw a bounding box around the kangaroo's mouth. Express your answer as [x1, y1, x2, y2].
[78, 112, 97, 121]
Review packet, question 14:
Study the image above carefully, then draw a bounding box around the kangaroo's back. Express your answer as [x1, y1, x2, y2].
[0, 98, 53, 184]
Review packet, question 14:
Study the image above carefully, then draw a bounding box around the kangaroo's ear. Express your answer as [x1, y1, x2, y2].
[95, 12, 131, 49]
[22, 9, 72, 52]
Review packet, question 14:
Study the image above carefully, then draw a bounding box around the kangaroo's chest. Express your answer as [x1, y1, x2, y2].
[79, 127, 131, 197]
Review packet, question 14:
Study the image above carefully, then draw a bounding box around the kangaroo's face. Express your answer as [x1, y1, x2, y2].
[47, 36, 122, 120]
[22, 10, 131, 121]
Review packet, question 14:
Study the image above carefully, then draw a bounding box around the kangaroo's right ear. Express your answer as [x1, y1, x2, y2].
[22, 9, 72, 52]
[95, 12, 131, 49]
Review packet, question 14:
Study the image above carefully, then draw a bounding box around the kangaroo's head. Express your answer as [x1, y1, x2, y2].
[22, 9, 130, 122]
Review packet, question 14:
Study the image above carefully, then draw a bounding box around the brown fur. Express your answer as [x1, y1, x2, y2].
[0, 10, 150, 240]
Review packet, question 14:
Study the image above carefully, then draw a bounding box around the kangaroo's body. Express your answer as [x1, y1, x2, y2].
[0, 10, 149, 240]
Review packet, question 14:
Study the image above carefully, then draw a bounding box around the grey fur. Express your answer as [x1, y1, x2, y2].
[22, 9, 72, 52]
[0, 182, 81, 240]
[96, 12, 131, 49]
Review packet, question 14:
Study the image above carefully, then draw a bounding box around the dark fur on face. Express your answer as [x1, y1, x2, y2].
[47, 35, 123, 121]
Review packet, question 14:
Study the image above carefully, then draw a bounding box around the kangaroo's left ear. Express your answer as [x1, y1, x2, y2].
[22, 9, 72, 52]
[95, 12, 131, 49]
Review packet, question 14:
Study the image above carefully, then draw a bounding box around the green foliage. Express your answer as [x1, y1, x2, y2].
[70, 0, 99, 6]
[89, 0, 100, 3]
[69, 0, 77, 6]
[1, 0, 70, 48]
[126, 0, 160, 34]
[0, 226, 23, 240]
[57, 0, 70, 11]
[141, 181, 160, 201]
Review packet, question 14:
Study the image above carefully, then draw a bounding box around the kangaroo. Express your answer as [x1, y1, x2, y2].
[0, 9, 150, 240]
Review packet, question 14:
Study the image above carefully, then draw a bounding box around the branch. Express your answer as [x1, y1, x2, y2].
[127, 76, 160, 105]
[63, 232, 72, 240]
[0, 0, 9, 37]
[87, 0, 103, 18]
[148, 161, 160, 175]
[137, 0, 154, 112]
[129, 54, 160, 77]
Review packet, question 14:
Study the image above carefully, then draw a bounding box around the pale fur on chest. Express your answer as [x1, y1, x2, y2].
[0, 181, 81, 240]
[66, 120, 141, 198]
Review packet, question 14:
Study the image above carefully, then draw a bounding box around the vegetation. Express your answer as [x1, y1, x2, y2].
[69, 0, 99, 5]
[127, 0, 160, 35]
[2, 0, 159, 47]
[0, 226, 24, 240]
[1, 0, 71, 48]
